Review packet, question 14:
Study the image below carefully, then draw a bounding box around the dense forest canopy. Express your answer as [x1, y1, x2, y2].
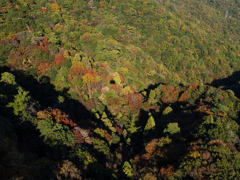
[1, 0, 240, 179]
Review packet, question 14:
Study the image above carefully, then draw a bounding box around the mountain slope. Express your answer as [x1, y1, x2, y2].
[1, 0, 240, 179]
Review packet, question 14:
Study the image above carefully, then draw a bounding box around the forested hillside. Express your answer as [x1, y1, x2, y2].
[1, 0, 240, 179]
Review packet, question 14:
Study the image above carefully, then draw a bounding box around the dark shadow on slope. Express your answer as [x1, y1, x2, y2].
[0, 66, 95, 123]
[209, 70, 240, 98]
[0, 66, 115, 179]
[127, 100, 201, 151]
[2, 66, 239, 179]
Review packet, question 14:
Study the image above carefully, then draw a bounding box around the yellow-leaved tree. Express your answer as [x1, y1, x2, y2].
[51, 3, 60, 12]
[82, 73, 95, 98]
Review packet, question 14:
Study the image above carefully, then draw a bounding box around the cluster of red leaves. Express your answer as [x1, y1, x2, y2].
[17, 44, 26, 55]
[81, 98, 98, 111]
[39, 7, 48, 13]
[111, 84, 117, 91]
[0, 33, 4, 44]
[135, 93, 142, 105]
[213, 75, 220, 80]
[36, 37, 49, 55]
[134, 154, 140, 165]
[69, 65, 87, 83]
[8, 50, 24, 68]
[144, 105, 157, 111]
[52, 52, 66, 66]
[141, 153, 151, 161]
[195, 104, 214, 117]
[83, 34, 90, 41]
[51, 109, 77, 128]
[189, 84, 198, 92]
[118, 72, 125, 83]
[140, 42, 146, 51]
[38, 108, 77, 127]
[104, 130, 112, 142]
[115, 125, 122, 135]
[91, 22, 98, 27]
[110, 84, 122, 94]
[195, 102, 228, 118]
[188, 144, 200, 151]
[37, 109, 86, 147]
[125, 94, 138, 111]
[42, 37, 49, 46]
[120, 27, 125, 34]
[72, 129, 84, 146]
[98, 64, 109, 75]
[119, 92, 142, 112]
[0, 39, 5, 44]
[35, 59, 51, 75]
[160, 86, 179, 104]
[107, 97, 119, 105]
[201, 150, 211, 160]
[160, 165, 175, 180]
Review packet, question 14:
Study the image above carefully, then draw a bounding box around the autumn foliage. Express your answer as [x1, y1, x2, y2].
[52, 52, 67, 66]
[145, 139, 158, 154]
[36, 37, 49, 55]
[83, 34, 90, 41]
[160, 86, 179, 104]
[69, 66, 87, 83]
[51, 4, 60, 12]
[178, 92, 190, 102]
[72, 129, 84, 145]
[37, 108, 76, 128]
[39, 7, 48, 13]
[99, 2, 104, 8]
[115, 125, 123, 135]
[82, 73, 96, 84]
[160, 165, 175, 180]
[6, 34, 16, 40]
[2, 0, 240, 179]
[35, 59, 51, 75]
[8, 50, 23, 68]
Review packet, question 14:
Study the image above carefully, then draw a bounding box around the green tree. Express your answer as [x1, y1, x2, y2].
[0, 44, 13, 65]
[122, 161, 133, 178]
[91, 137, 110, 156]
[124, 116, 140, 135]
[164, 123, 180, 136]
[149, 90, 156, 100]
[7, 87, 30, 115]
[37, 118, 74, 148]
[1, 72, 16, 85]
[144, 113, 155, 135]
[101, 112, 116, 132]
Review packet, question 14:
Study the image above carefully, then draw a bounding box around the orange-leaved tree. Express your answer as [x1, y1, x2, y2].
[69, 65, 87, 84]
[52, 52, 67, 66]
[99, 2, 104, 8]
[35, 59, 51, 75]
